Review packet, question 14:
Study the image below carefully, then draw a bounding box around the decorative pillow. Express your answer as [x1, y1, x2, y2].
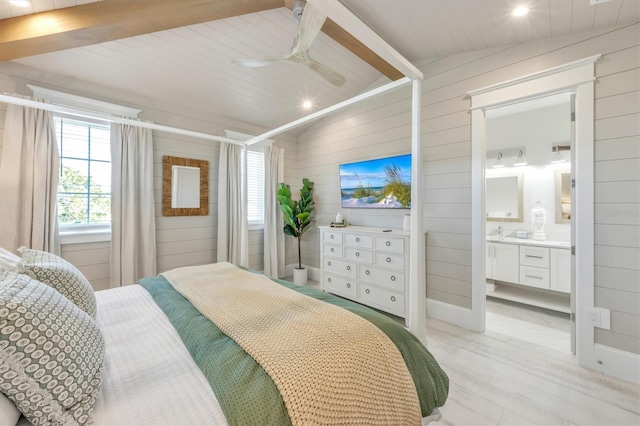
[0, 270, 104, 426]
[0, 248, 20, 272]
[17, 247, 96, 318]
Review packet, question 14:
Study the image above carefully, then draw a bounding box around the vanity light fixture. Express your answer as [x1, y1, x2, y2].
[550, 145, 565, 164]
[492, 152, 505, 168]
[514, 148, 527, 166]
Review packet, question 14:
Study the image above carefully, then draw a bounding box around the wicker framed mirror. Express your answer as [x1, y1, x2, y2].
[162, 155, 209, 216]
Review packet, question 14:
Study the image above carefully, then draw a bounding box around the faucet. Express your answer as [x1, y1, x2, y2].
[497, 226, 503, 240]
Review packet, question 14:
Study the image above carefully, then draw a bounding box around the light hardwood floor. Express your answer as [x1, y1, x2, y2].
[302, 281, 639, 425]
[427, 316, 639, 425]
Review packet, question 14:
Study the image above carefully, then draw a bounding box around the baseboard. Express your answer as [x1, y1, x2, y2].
[284, 264, 321, 282]
[426, 298, 482, 332]
[582, 344, 640, 385]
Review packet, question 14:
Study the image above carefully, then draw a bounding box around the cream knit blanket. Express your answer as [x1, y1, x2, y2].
[161, 262, 421, 425]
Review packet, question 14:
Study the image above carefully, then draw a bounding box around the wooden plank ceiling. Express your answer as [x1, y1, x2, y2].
[0, 0, 403, 79]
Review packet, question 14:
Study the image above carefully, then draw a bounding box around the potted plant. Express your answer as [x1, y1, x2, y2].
[277, 178, 315, 285]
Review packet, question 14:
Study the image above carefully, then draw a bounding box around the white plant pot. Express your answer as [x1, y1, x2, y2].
[293, 267, 308, 285]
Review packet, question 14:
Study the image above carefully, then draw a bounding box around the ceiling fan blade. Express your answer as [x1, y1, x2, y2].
[308, 58, 346, 87]
[233, 56, 291, 68]
[292, 2, 327, 54]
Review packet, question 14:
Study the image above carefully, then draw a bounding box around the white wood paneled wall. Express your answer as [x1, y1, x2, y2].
[0, 61, 295, 288]
[295, 23, 639, 355]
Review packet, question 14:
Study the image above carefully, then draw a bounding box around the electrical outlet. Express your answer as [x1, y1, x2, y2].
[588, 308, 611, 330]
[590, 0, 612, 5]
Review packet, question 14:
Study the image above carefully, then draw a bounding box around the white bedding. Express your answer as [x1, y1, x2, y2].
[19, 284, 228, 426]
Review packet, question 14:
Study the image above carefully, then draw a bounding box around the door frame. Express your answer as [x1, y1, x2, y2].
[467, 55, 599, 369]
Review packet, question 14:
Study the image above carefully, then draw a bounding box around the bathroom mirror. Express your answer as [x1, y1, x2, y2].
[162, 155, 209, 216]
[485, 173, 523, 222]
[554, 169, 571, 224]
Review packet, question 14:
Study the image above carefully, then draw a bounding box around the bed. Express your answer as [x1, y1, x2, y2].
[1, 248, 448, 426]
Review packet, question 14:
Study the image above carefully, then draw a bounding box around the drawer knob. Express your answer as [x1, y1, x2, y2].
[356, 252, 360, 257]
[327, 278, 332, 283]
[365, 270, 370, 275]
[356, 237, 360, 242]
[390, 275, 396, 281]
[365, 289, 370, 294]
[330, 235, 334, 239]
[328, 261, 332, 266]
[346, 283, 351, 288]
[386, 241, 391, 246]
[391, 296, 396, 302]
[330, 248, 334, 253]
[386, 257, 391, 263]
[346, 266, 351, 271]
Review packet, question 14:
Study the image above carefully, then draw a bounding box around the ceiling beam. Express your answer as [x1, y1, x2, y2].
[0, 0, 283, 61]
[283, 0, 403, 81]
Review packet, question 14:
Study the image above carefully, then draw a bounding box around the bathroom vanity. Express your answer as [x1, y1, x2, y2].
[486, 236, 571, 313]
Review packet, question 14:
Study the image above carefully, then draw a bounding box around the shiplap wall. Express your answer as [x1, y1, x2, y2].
[0, 61, 296, 289]
[296, 23, 639, 355]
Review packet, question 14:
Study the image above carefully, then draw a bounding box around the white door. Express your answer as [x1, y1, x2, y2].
[486, 243, 494, 280]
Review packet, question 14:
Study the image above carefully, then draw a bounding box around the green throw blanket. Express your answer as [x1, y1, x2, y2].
[139, 273, 448, 425]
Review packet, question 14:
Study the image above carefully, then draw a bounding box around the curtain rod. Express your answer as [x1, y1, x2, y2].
[0, 93, 246, 146]
[245, 77, 412, 146]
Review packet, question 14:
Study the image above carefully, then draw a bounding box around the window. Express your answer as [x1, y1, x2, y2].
[243, 148, 265, 228]
[55, 116, 111, 229]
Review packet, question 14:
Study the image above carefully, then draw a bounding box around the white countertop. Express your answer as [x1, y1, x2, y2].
[486, 235, 570, 248]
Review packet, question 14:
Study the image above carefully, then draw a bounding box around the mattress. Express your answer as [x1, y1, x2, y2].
[19, 285, 228, 426]
[16, 279, 446, 425]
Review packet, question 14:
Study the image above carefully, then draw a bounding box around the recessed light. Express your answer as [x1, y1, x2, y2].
[513, 6, 529, 17]
[302, 100, 313, 110]
[9, 0, 30, 7]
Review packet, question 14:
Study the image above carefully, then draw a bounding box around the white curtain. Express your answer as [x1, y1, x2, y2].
[217, 142, 248, 266]
[110, 123, 156, 287]
[0, 99, 60, 255]
[263, 145, 284, 277]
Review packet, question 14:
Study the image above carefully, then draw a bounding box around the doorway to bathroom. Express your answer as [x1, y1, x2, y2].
[483, 93, 574, 353]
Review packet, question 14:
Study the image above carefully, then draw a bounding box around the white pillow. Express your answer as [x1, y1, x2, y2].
[0, 247, 19, 271]
[0, 393, 21, 426]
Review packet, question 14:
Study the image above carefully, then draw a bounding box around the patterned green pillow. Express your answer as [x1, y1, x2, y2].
[18, 248, 97, 318]
[0, 270, 104, 426]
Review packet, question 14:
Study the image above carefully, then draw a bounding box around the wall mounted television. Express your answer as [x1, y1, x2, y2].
[339, 153, 411, 209]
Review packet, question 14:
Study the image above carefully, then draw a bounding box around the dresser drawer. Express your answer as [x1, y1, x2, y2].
[359, 264, 404, 292]
[359, 283, 404, 316]
[519, 266, 550, 289]
[345, 233, 373, 249]
[374, 236, 405, 254]
[345, 247, 373, 263]
[323, 257, 356, 279]
[520, 246, 549, 268]
[322, 231, 343, 244]
[374, 251, 405, 270]
[323, 244, 342, 258]
[323, 273, 357, 299]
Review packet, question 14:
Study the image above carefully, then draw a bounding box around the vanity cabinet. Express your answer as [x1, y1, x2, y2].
[486, 239, 571, 313]
[486, 242, 519, 283]
[320, 226, 409, 318]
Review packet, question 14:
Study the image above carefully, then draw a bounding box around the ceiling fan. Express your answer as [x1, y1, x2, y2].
[234, 1, 346, 87]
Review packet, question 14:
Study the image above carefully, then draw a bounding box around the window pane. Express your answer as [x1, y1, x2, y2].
[90, 127, 111, 161]
[59, 159, 89, 194]
[59, 121, 89, 159]
[89, 194, 111, 224]
[89, 161, 111, 194]
[57, 194, 88, 225]
[55, 117, 111, 227]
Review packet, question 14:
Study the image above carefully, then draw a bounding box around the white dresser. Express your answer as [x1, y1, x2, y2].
[319, 226, 409, 317]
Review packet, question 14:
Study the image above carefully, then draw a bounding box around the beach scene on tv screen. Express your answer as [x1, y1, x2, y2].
[340, 154, 411, 209]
